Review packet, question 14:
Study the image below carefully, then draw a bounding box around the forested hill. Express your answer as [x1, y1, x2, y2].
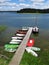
[17, 8, 49, 13]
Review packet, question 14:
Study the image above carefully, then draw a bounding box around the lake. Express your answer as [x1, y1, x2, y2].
[0, 12, 49, 47]
[0, 12, 49, 29]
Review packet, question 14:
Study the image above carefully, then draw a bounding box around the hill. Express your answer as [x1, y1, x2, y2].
[17, 8, 49, 13]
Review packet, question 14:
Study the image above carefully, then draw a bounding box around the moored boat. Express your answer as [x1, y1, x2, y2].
[12, 36, 23, 40]
[25, 48, 38, 57]
[26, 47, 41, 51]
[32, 27, 39, 33]
[10, 39, 22, 42]
[4, 44, 19, 52]
[9, 41, 20, 44]
[16, 30, 27, 34]
[16, 33, 25, 37]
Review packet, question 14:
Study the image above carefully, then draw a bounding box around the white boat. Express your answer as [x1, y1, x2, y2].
[26, 47, 40, 51]
[25, 48, 38, 57]
[10, 39, 22, 42]
[32, 27, 39, 33]
[22, 27, 29, 30]
[12, 37, 23, 40]
[9, 41, 20, 44]
[16, 33, 25, 36]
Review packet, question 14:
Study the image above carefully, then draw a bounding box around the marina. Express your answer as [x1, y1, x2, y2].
[9, 27, 32, 65]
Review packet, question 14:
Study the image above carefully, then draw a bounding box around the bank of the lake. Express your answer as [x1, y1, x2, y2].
[0, 26, 7, 33]
[0, 29, 49, 65]
[20, 31, 49, 65]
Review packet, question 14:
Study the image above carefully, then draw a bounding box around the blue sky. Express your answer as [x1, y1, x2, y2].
[0, 0, 49, 11]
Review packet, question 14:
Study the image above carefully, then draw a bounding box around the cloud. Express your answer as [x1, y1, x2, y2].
[0, 0, 49, 11]
[30, 0, 44, 3]
[0, 0, 11, 2]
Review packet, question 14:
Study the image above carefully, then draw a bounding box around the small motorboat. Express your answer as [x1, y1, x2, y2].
[16, 33, 25, 37]
[32, 27, 39, 33]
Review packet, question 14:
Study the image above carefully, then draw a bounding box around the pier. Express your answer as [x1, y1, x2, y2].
[9, 27, 32, 65]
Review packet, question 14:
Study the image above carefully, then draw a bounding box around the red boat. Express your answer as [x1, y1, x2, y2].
[16, 30, 27, 34]
[27, 39, 35, 47]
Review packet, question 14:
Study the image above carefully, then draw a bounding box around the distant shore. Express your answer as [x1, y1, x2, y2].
[17, 8, 49, 13]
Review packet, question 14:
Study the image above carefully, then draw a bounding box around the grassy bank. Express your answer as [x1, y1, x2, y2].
[20, 50, 49, 65]
[0, 30, 49, 65]
[0, 47, 14, 65]
[0, 25, 7, 33]
[20, 33, 49, 65]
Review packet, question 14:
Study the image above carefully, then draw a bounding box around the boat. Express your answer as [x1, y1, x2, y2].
[10, 39, 22, 42]
[26, 47, 41, 51]
[4, 44, 19, 52]
[22, 27, 28, 31]
[9, 41, 20, 44]
[12, 36, 23, 40]
[5, 48, 16, 52]
[4, 44, 19, 48]
[16, 33, 25, 37]
[25, 48, 38, 57]
[32, 27, 39, 33]
[16, 30, 27, 34]
[27, 39, 35, 47]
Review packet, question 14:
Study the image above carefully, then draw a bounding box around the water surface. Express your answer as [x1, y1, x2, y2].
[0, 12, 49, 47]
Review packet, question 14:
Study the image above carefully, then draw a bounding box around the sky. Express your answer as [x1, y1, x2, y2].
[0, 0, 49, 11]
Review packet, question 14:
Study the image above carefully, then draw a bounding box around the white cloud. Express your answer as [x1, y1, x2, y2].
[0, 0, 11, 2]
[30, 0, 44, 3]
[19, 3, 30, 7]
[0, 0, 49, 11]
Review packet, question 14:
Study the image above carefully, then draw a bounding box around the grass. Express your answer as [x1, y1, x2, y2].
[0, 30, 49, 65]
[20, 49, 49, 65]
[0, 47, 14, 65]
[20, 32, 49, 65]
[0, 25, 7, 33]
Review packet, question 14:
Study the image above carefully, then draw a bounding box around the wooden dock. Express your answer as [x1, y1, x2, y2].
[9, 27, 32, 65]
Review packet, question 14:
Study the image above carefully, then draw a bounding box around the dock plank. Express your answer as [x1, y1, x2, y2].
[9, 28, 32, 65]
